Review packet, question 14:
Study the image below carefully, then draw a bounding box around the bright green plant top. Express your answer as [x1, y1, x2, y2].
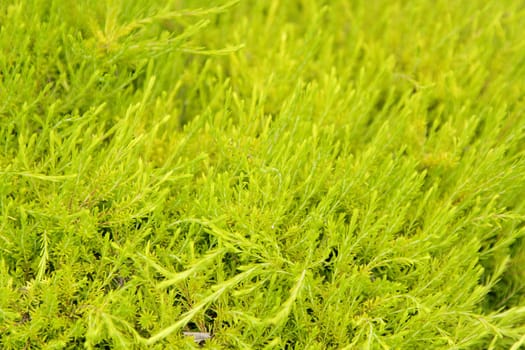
[1, 0, 524, 349]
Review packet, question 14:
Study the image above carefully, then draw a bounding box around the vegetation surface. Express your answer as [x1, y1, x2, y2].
[1, 0, 524, 348]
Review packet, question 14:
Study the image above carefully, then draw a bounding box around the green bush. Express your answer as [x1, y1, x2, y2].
[1, 0, 524, 348]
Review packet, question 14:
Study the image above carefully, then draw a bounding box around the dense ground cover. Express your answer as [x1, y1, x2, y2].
[1, 0, 524, 348]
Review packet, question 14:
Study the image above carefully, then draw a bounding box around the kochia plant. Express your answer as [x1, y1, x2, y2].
[0, 0, 524, 349]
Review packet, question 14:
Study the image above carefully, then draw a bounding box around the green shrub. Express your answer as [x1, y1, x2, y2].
[1, 0, 524, 348]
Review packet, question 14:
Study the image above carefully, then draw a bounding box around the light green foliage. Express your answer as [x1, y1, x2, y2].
[1, 0, 524, 348]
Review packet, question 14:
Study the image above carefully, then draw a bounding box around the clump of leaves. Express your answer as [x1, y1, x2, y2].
[1, 0, 524, 349]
